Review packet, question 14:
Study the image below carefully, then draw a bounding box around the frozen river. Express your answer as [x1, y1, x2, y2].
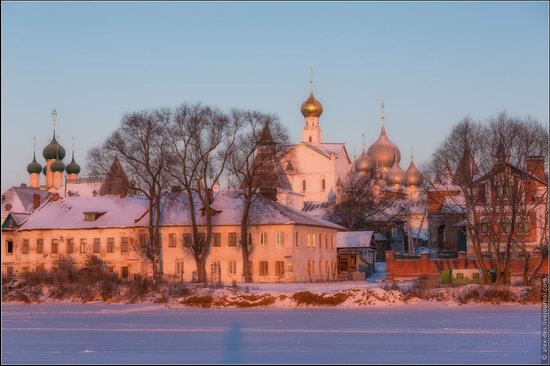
[1, 303, 543, 364]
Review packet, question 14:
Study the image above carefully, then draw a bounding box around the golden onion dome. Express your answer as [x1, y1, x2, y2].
[385, 156, 405, 186]
[355, 151, 374, 174]
[404, 160, 423, 186]
[366, 126, 401, 169]
[301, 82, 323, 117]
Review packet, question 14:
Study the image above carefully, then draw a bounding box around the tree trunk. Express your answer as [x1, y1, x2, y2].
[240, 199, 253, 283]
[195, 255, 208, 284]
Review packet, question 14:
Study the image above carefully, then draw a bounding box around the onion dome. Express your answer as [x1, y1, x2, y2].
[300, 81, 323, 117]
[65, 152, 81, 174]
[404, 160, 423, 186]
[367, 126, 401, 170]
[386, 155, 405, 186]
[27, 153, 42, 174]
[43, 132, 66, 160]
[50, 150, 65, 172]
[355, 151, 374, 174]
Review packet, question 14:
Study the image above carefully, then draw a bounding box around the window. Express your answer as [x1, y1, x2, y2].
[321, 178, 326, 191]
[261, 232, 268, 246]
[295, 232, 299, 247]
[107, 238, 115, 253]
[319, 258, 322, 274]
[276, 232, 284, 247]
[259, 261, 268, 276]
[308, 136, 312, 142]
[308, 260, 311, 275]
[6, 240, 13, 255]
[302, 179, 306, 192]
[318, 234, 322, 248]
[275, 261, 285, 276]
[93, 238, 101, 253]
[22, 240, 29, 254]
[121, 266, 129, 280]
[67, 238, 74, 254]
[37, 239, 43, 254]
[121, 237, 129, 253]
[480, 219, 491, 235]
[312, 261, 315, 275]
[248, 232, 253, 246]
[331, 235, 334, 249]
[51, 239, 58, 254]
[496, 179, 513, 199]
[472, 272, 480, 280]
[455, 273, 464, 280]
[80, 239, 87, 254]
[213, 233, 221, 247]
[325, 234, 328, 249]
[517, 217, 530, 235]
[84, 213, 96, 221]
[476, 183, 487, 203]
[183, 233, 192, 247]
[139, 234, 148, 248]
[228, 232, 237, 247]
[175, 261, 184, 275]
[168, 233, 177, 247]
[501, 218, 512, 234]
[228, 261, 237, 274]
[325, 261, 329, 275]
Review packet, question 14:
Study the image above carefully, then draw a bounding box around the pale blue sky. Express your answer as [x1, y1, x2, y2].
[2, 1, 548, 192]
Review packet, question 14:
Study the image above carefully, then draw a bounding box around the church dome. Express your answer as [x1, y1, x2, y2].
[27, 153, 42, 174]
[65, 153, 81, 174]
[43, 132, 66, 160]
[50, 156, 65, 172]
[354, 151, 374, 174]
[386, 157, 405, 186]
[301, 82, 323, 117]
[404, 160, 423, 186]
[367, 126, 401, 169]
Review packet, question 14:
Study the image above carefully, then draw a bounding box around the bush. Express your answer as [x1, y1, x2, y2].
[292, 291, 349, 306]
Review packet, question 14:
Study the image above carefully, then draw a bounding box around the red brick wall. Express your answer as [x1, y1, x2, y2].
[385, 251, 548, 280]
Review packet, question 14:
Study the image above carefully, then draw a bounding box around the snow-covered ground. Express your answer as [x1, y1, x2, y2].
[2, 303, 542, 364]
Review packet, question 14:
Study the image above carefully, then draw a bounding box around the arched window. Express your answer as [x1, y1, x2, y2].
[496, 179, 513, 199]
[480, 218, 491, 235]
[321, 178, 326, 191]
[302, 179, 306, 192]
[308, 136, 312, 142]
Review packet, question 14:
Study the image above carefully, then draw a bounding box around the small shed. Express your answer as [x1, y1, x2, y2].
[336, 231, 377, 281]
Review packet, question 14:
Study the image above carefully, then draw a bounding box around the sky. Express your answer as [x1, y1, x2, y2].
[1, 1, 548, 193]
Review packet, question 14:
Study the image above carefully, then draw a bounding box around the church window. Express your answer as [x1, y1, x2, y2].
[321, 178, 326, 191]
[302, 179, 306, 192]
[6, 240, 13, 255]
[309, 136, 312, 142]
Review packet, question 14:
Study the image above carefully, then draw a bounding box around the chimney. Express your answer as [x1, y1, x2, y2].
[32, 194, 41, 210]
[51, 192, 61, 202]
[526, 156, 545, 180]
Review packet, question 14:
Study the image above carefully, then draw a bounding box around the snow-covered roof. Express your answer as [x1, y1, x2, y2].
[336, 231, 375, 249]
[1, 186, 50, 217]
[59, 180, 103, 198]
[19, 191, 344, 231]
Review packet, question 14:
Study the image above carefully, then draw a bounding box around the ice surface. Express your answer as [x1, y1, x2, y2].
[1, 303, 541, 364]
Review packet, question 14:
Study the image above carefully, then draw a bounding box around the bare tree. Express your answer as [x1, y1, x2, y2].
[328, 170, 405, 232]
[428, 113, 548, 285]
[164, 104, 242, 283]
[226, 111, 291, 282]
[87, 108, 172, 282]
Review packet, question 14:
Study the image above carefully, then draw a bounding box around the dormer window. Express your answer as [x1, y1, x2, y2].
[84, 212, 105, 221]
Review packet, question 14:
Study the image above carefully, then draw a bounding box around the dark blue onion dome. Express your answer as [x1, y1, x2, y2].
[50, 149, 65, 172]
[27, 153, 42, 174]
[43, 166, 47, 175]
[43, 131, 66, 160]
[65, 152, 81, 174]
